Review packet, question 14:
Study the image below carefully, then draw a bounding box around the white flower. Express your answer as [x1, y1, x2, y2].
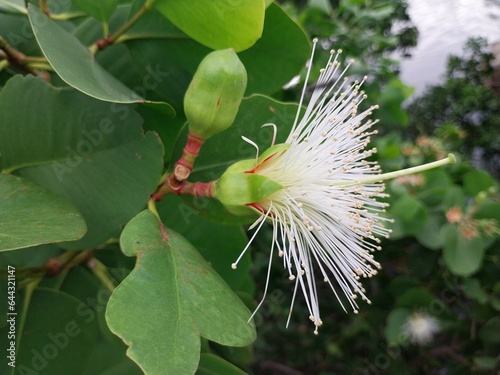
[215, 39, 455, 334]
[403, 311, 440, 344]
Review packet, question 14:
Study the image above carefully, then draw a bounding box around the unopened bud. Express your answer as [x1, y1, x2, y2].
[184, 49, 247, 140]
[213, 159, 282, 216]
[213, 144, 289, 216]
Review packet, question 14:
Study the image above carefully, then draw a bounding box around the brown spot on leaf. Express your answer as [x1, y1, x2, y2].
[159, 222, 169, 241]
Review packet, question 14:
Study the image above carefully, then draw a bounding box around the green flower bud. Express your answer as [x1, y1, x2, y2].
[212, 144, 290, 216]
[184, 49, 247, 140]
[213, 159, 283, 216]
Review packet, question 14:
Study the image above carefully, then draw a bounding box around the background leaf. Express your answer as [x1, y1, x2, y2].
[0, 288, 100, 375]
[441, 224, 485, 276]
[0, 75, 164, 249]
[154, 0, 264, 52]
[197, 353, 248, 375]
[384, 307, 411, 346]
[106, 210, 256, 375]
[72, 0, 119, 22]
[0, 174, 86, 251]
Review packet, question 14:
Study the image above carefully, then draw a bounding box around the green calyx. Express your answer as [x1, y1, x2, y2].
[184, 49, 247, 140]
[213, 159, 283, 216]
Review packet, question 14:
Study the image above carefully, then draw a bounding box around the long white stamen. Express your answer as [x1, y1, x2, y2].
[247, 222, 277, 323]
[231, 204, 272, 269]
[241, 135, 260, 166]
[262, 123, 278, 147]
[290, 38, 318, 136]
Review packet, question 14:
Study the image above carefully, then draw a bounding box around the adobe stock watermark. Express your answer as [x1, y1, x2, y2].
[51, 118, 116, 182]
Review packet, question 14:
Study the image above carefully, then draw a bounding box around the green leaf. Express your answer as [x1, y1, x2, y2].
[72, 0, 119, 22]
[197, 353, 248, 375]
[106, 210, 256, 375]
[0, 174, 86, 251]
[442, 185, 466, 210]
[415, 215, 442, 250]
[417, 170, 452, 206]
[441, 224, 485, 277]
[0, 244, 61, 268]
[384, 308, 411, 346]
[0, 12, 40, 56]
[473, 356, 498, 370]
[478, 316, 500, 344]
[461, 278, 489, 304]
[154, 0, 264, 52]
[56, 267, 143, 375]
[474, 201, 500, 221]
[27, 5, 144, 103]
[0, 76, 164, 249]
[396, 287, 438, 309]
[388, 195, 428, 237]
[239, 3, 310, 95]
[0, 288, 100, 375]
[463, 169, 495, 196]
[158, 195, 251, 291]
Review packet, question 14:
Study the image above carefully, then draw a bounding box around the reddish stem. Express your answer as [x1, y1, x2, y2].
[151, 178, 214, 201]
[175, 132, 205, 181]
[94, 0, 153, 51]
[178, 181, 214, 198]
[150, 131, 209, 202]
[0, 37, 50, 80]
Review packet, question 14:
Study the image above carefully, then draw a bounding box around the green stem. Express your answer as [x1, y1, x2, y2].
[92, 0, 155, 52]
[16, 278, 43, 353]
[26, 62, 54, 71]
[0, 59, 8, 71]
[90, 259, 116, 292]
[148, 198, 161, 220]
[332, 154, 457, 187]
[20, 56, 48, 63]
[50, 11, 86, 20]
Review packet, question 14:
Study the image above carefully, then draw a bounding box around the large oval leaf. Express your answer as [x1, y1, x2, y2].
[27, 5, 144, 104]
[0, 174, 86, 251]
[106, 210, 256, 375]
[0, 75, 164, 249]
[154, 0, 264, 52]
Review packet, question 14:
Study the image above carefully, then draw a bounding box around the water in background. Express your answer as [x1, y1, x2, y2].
[399, 0, 500, 98]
